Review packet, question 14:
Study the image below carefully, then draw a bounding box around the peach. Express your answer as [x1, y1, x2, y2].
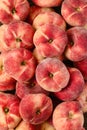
[81, 128, 86, 130]
[27, 5, 54, 24]
[4, 21, 35, 50]
[0, 92, 21, 129]
[14, 120, 35, 130]
[77, 81, 87, 113]
[61, 0, 87, 28]
[35, 57, 70, 92]
[31, 0, 62, 7]
[39, 118, 55, 130]
[53, 101, 84, 130]
[0, 0, 30, 24]
[33, 24, 68, 58]
[65, 27, 87, 61]
[3, 48, 36, 83]
[54, 67, 84, 101]
[33, 48, 44, 63]
[0, 24, 9, 52]
[33, 11, 66, 30]
[16, 77, 49, 99]
[74, 57, 87, 80]
[19, 93, 53, 124]
[33, 47, 66, 64]
[0, 52, 16, 91]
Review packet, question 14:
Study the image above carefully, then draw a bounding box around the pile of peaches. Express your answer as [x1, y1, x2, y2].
[0, 0, 87, 130]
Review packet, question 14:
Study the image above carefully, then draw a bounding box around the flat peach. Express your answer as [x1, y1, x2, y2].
[61, 0, 87, 28]
[53, 101, 84, 130]
[0, 0, 30, 24]
[19, 93, 53, 124]
[54, 67, 84, 101]
[3, 48, 36, 83]
[65, 27, 87, 61]
[33, 24, 68, 58]
[32, 0, 62, 7]
[35, 57, 70, 92]
[77, 82, 87, 113]
[33, 11, 66, 30]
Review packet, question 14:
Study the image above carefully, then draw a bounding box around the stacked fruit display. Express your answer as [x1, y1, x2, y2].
[0, 0, 87, 130]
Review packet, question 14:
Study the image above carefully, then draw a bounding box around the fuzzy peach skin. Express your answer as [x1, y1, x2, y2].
[33, 48, 45, 63]
[0, 0, 30, 24]
[0, 24, 9, 52]
[77, 81, 87, 113]
[19, 93, 53, 124]
[33, 48, 66, 64]
[33, 11, 66, 30]
[33, 24, 68, 58]
[52, 101, 84, 130]
[14, 120, 35, 130]
[35, 57, 70, 92]
[61, 0, 87, 28]
[38, 118, 56, 130]
[74, 57, 87, 80]
[54, 67, 84, 101]
[3, 48, 36, 83]
[65, 27, 87, 61]
[27, 5, 54, 24]
[31, 0, 62, 7]
[81, 128, 86, 130]
[0, 52, 16, 91]
[3, 21, 35, 50]
[0, 92, 21, 129]
[16, 77, 49, 99]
